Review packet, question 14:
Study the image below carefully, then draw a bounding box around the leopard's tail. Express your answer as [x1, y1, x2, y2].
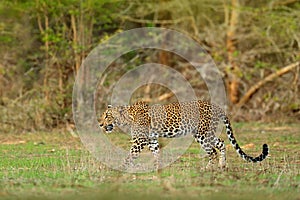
[222, 115, 269, 162]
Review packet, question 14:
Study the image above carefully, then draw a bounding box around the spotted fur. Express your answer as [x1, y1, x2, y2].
[98, 100, 269, 169]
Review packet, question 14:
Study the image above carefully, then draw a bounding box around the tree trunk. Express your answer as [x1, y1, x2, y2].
[226, 0, 240, 104]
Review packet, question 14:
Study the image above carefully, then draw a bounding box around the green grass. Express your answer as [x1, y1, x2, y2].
[0, 123, 299, 200]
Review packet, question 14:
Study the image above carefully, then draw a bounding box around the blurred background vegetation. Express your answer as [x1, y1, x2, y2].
[0, 0, 299, 134]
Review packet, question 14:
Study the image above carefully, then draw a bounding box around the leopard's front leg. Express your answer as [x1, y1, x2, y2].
[122, 136, 148, 169]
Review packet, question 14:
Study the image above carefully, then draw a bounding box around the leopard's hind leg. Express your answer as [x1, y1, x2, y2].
[195, 131, 226, 169]
[214, 138, 226, 168]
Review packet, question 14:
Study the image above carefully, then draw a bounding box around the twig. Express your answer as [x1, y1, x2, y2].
[273, 169, 284, 187]
[122, 15, 194, 25]
[11, 89, 37, 105]
[271, 0, 299, 7]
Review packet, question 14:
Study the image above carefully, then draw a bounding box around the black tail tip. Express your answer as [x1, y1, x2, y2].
[262, 144, 269, 155]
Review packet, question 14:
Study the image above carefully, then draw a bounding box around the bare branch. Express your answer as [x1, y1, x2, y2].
[236, 61, 300, 108]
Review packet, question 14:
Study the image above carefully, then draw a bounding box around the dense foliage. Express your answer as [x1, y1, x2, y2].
[0, 0, 299, 133]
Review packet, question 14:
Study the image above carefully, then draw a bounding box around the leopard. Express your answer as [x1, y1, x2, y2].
[98, 100, 269, 169]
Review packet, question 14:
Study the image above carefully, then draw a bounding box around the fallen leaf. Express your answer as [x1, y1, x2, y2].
[226, 143, 255, 150]
[273, 142, 280, 147]
[241, 143, 255, 149]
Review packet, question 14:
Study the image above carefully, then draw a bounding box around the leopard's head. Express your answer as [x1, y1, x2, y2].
[98, 105, 116, 133]
[98, 105, 133, 133]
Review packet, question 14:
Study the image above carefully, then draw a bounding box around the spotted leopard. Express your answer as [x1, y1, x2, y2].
[98, 100, 269, 169]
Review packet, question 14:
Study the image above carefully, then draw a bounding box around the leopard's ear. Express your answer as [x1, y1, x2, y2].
[133, 101, 147, 106]
[107, 105, 112, 109]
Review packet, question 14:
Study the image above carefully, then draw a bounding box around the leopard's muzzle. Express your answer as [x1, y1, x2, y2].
[104, 124, 114, 133]
[99, 123, 114, 133]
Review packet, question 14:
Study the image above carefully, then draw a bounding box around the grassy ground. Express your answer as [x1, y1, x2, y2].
[0, 123, 299, 200]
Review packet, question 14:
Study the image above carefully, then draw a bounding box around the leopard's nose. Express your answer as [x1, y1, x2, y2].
[105, 124, 113, 132]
